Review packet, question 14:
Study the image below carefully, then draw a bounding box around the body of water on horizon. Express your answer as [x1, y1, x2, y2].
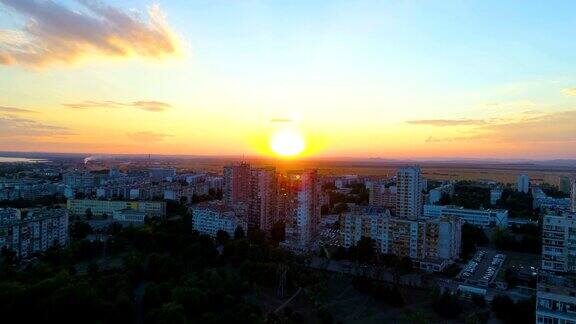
[0, 157, 46, 163]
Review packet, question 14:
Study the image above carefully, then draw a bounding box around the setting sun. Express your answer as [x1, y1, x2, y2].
[270, 129, 305, 157]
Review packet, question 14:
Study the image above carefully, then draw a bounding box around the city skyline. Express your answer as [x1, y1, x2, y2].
[2, 0, 576, 159]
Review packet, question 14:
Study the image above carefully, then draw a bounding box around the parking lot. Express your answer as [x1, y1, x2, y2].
[458, 250, 506, 286]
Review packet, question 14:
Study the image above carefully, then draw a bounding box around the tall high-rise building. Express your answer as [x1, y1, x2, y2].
[223, 162, 251, 206]
[249, 167, 278, 231]
[396, 166, 423, 219]
[517, 174, 530, 194]
[537, 213, 576, 323]
[282, 170, 321, 252]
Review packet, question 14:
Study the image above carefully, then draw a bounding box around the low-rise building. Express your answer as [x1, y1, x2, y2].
[191, 201, 247, 238]
[112, 209, 148, 224]
[423, 205, 508, 228]
[490, 188, 503, 205]
[533, 187, 572, 213]
[429, 183, 454, 205]
[67, 199, 166, 218]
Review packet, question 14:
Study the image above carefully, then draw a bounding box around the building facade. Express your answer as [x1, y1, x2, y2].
[67, 199, 166, 217]
[517, 174, 530, 193]
[541, 215, 576, 273]
[537, 213, 576, 324]
[429, 183, 454, 205]
[112, 209, 148, 224]
[0, 208, 69, 258]
[191, 201, 247, 238]
[148, 168, 176, 181]
[368, 182, 397, 213]
[490, 188, 503, 205]
[340, 207, 391, 253]
[223, 163, 251, 206]
[340, 209, 461, 272]
[282, 170, 321, 253]
[537, 274, 576, 324]
[249, 167, 278, 232]
[396, 167, 424, 219]
[572, 179, 576, 214]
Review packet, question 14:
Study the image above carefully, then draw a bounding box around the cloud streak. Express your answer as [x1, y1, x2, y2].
[127, 131, 172, 143]
[270, 118, 293, 123]
[0, 105, 36, 113]
[0, 115, 73, 137]
[63, 100, 172, 112]
[561, 88, 576, 96]
[424, 111, 576, 146]
[406, 119, 486, 127]
[0, 0, 181, 67]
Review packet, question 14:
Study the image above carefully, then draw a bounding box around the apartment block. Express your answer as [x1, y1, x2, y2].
[537, 213, 576, 324]
[282, 170, 321, 253]
[429, 183, 454, 205]
[223, 162, 251, 206]
[541, 215, 576, 273]
[0, 208, 69, 258]
[396, 167, 424, 219]
[148, 168, 176, 181]
[367, 182, 397, 213]
[572, 179, 576, 214]
[340, 207, 391, 254]
[517, 174, 530, 193]
[191, 201, 247, 238]
[249, 167, 278, 232]
[536, 274, 576, 324]
[490, 188, 503, 205]
[340, 208, 461, 272]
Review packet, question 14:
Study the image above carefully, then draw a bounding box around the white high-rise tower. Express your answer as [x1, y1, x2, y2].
[517, 174, 530, 193]
[396, 166, 423, 219]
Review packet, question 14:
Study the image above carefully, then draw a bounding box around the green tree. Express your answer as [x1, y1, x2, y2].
[432, 291, 462, 319]
[85, 208, 93, 220]
[216, 230, 231, 245]
[234, 226, 245, 240]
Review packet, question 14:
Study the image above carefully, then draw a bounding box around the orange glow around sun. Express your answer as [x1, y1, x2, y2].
[270, 129, 305, 157]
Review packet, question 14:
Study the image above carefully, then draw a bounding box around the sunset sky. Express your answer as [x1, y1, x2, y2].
[1, 0, 576, 159]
